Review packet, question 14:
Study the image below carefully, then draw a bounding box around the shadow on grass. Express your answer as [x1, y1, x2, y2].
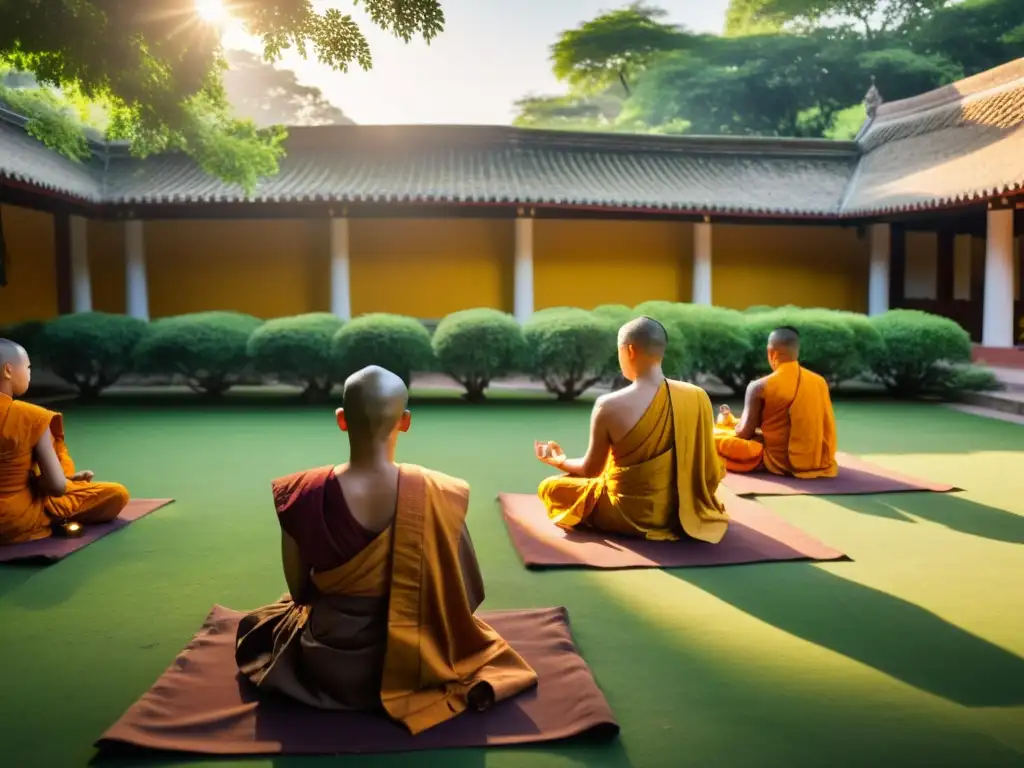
[0, 564, 41, 599]
[832, 493, 1024, 545]
[670, 563, 1024, 708]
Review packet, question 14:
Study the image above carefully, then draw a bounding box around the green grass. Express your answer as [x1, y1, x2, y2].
[1, 396, 1023, 767]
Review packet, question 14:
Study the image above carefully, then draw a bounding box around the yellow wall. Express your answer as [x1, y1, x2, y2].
[142, 219, 329, 318]
[88, 219, 127, 314]
[0, 204, 57, 324]
[711, 224, 868, 311]
[349, 218, 512, 318]
[533, 219, 692, 309]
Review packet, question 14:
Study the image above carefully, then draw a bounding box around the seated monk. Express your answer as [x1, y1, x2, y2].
[235, 365, 537, 735]
[0, 339, 130, 545]
[535, 317, 729, 544]
[714, 326, 838, 478]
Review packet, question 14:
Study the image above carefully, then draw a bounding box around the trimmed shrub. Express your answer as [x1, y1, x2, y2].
[247, 313, 344, 400]
[869, 309, 973, 397]
[332, 313, 434, 386]
[134, 311, 263, 396]
[35, 312, 147, 398]
[591, 304, 634, 328]
[432, 309, 527, 401]
[524, 308, 616, 401]
[831, 310, 884, 384]
[0, 319, 46, 357]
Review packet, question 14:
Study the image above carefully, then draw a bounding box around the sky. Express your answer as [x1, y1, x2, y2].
[222, 0, 732, 125]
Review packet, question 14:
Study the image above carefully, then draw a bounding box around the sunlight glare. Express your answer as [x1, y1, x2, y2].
[195, 0, 228, 25]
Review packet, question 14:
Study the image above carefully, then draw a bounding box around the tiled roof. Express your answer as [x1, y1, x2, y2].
[843, 58, 1024, 215]
[2, 59, 1024, 218]
[103, 127, 857, 216]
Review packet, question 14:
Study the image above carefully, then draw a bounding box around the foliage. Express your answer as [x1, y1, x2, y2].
[743, 0, 950, 38]
[0, 0, 443, 192]
[868, 309, 973, 397]
[913, 0, 1024, 75]
[523, 309, 617, 401]
[222, 50, 355, 127]
[247, 312, 344, 400]
[591, 304, 635, 328]
[332, 314, 434, 387]
[134, 311, 263, 396]
[431, 309, 527, 401]
[930, 364, 1001, 399]
[0, 320, 45, 358]
[0, 72, 91, 162]
[36, 313, 147, 398]
[550, 3, 687, 96]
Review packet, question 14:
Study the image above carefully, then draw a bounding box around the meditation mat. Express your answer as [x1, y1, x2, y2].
[0, 499, 174, 564]
[96, 605, 619, 757]
[722, 452, 958, 497]
[499, 491, 846, 569]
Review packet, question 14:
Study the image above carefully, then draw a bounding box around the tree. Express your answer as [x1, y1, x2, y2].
[0, 0, 444, 192]
[742, 0, 950, 39]
[725, 0, 785, 36]
[222, 50, 354, 127]
[550, 2, 687, 96]
[913, 0, 1024, 76]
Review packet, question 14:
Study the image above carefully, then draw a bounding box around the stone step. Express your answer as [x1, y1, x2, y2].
[961, 390, 1024, 416]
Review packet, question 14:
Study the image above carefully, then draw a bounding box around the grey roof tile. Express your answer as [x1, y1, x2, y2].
[0, 116, 103, 201]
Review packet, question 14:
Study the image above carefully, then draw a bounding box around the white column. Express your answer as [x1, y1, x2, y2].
[982, 206, 1014, 347]
[69, 215, 92, 313]
[125, 220, 150, 321]
[868, 223, 891, 316]
[514, 217, 534, 322]
[692, 220, 712, 305]
[329, 217, 351, 320]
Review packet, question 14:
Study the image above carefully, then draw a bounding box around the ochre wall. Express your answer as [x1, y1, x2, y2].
[711, 224, 868, 311]
[88, 219, 127, 314]
[533, 220, 692, 309]
[0, 204, 57, 324]
[349, 218, 512, 318]
[142, 219, 329, 318]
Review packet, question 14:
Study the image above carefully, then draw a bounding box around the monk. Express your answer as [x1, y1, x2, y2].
[535, 317, 729, 544]
[0, 338, 130, 545]
[714, 326, 837, 478]
[235, 365, 537, 735]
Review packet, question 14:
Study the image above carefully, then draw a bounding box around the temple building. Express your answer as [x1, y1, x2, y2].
[1, 58, 1022, 352]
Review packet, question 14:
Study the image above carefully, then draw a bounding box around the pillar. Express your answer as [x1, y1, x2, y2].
[125, 220, 150, 321]
[329, 217, 351, 320]
[69, 215, 92, 313]
[868, 223, 890, 316]
[514, 217, 534, 323]
[982, 205, 1015, 347]
[692, 220, 712, 305]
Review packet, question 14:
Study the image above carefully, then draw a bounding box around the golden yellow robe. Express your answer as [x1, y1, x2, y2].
[538, 380, 729, 544]
[0, 393, 129, 544]
[236, 464, 538, 735]
[714, 361, 838, 478]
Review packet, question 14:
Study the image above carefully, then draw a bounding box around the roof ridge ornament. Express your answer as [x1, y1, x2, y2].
[864, 76, 883, 119]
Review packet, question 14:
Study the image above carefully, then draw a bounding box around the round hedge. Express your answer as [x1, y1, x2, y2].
[247, 312, 344, 399]
[332, 313, 434, 386]
[869, 309, 972, 397]
[432, 308, 527, 401]
[134, 311, 263, 395]
[36, 312, 148, 397]
[0, 320, 46, 358]
[523, 308, 616, 400]
[591, 303, 634, 328]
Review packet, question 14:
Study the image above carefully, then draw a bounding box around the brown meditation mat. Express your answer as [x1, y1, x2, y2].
[499, 491, 846, 569]
[96, 605, 619, 757]
[0, 498, 174, 564]
[722, 452, 959, 497]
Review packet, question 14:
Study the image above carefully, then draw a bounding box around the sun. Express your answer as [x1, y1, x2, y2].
[195, 0, 229, 24]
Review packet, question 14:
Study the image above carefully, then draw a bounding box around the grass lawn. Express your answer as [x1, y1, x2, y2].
[1, 394, 1023, 767]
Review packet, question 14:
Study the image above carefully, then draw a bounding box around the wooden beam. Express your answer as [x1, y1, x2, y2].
[890, 223, 906, 305]
[937, 229, 955, 302]
[53, 210, 72, 315]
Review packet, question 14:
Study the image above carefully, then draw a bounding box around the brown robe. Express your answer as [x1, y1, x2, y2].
[235, 464, 538, 735]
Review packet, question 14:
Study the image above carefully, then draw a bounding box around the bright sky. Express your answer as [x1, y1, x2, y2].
[221, 0, 732, 125]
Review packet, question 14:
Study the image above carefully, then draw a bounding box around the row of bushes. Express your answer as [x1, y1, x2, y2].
[0, 304, 999, 402]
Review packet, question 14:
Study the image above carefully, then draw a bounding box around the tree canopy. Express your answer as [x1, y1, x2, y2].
[0, 0, 444, 192]
[516, 0, 1022, 140]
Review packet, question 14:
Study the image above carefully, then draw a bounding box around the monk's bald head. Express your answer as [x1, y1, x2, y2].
[768, 326, 800, 363]
[340, 365, 410, 440]
[0, 338, 30, 397]
[618, 316, 668, 359]
[0, 338, 26, 367]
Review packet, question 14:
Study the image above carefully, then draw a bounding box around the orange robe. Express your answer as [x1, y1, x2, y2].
[236, 464, 538, 735]
[0, 393, 129, 545]
[714, 361, 838, 478]
[538, 380, 729, 544]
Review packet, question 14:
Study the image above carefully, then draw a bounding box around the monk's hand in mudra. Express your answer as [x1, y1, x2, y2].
[719, 405, 732, 416]
[534, 441, 566, 469]
[69, 470, 94, 482]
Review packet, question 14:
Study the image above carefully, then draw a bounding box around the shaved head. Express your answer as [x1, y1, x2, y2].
[618, 316, 668, 359]
[0, 338, 30, 397]
[341, 365, 409, 439]
[768, 326, 800, 360]
[0, 338, 26, 366]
